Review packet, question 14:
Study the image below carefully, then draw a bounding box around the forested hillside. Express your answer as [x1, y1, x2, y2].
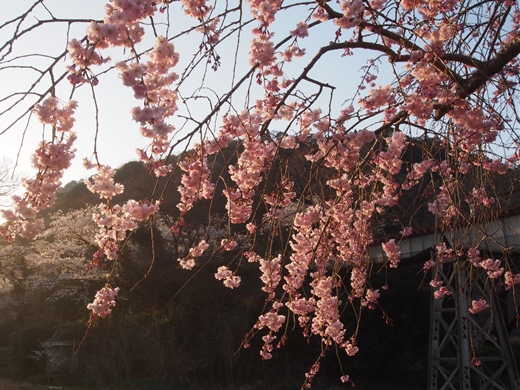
[0, 139, 447, 389]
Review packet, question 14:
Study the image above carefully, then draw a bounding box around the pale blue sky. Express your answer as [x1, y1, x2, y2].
[0, 0, 376, 194]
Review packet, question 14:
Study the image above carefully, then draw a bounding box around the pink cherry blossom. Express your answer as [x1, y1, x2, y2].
[178, 240, 210, 270]
[215, 266, 232, 280]
[344, 339, 359, 356]
[87, 286, 120, 318]
[223, 275, 241, 289]
[382, 239, 401, 268]
[433, 286, 452, 299]
[255, 311, 286, 332]
[505, 272, 520, 290]
[290, 22, 309, 38]
[221, 238, 238, 251]
[468, 299, 489, 314]
[4, 0, 520, 381]
[85, 165, 124, 199]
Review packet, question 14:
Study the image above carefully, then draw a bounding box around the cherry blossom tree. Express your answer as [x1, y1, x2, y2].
[1, 0, 520, 385]
[1, 206, 108, 300]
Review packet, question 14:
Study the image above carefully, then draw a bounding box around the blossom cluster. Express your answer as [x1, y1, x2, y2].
[87, 286, 120, 318]
[468, 299, 489, 315]
[178, 240, 209, 270]
[505, 272, 520, 290]
[68, 0, 156, 84]
[431, 280, 453, 300]
[83, 163, 160, 267]
[1, 98, 77, 241]
[258, 255, 282, 296]
[89, 199, 159, 265]
[214, 266, 241, 288]
[177, 152, 215, 214]
[84, 165, 124, 199]
[382, 239, 400, 268]
[3, 0, 519, 384]
[119, 35, 180, 159]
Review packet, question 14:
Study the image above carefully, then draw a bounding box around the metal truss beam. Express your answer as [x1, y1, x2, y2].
[428, 260, 520, 390]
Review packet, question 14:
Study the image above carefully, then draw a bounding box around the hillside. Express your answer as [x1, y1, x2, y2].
[1, 137, 519, 388]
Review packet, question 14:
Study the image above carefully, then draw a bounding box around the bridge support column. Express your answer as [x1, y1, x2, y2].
[427, 260, 520, 390]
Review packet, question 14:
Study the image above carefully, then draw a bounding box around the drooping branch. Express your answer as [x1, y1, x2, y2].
[459, 32, 520, 98]
[433, 32, 520, 119]
[259, 37, 405, 135]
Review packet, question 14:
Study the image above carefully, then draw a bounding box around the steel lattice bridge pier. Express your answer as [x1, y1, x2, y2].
[371, 213, 520, 389]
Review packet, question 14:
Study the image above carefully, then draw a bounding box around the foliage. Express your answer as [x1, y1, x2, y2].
[1, 0, 520, 386]
[0, 168, 433, 386]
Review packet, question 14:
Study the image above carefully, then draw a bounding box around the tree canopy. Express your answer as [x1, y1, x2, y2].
[1, 0, 520, 386]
